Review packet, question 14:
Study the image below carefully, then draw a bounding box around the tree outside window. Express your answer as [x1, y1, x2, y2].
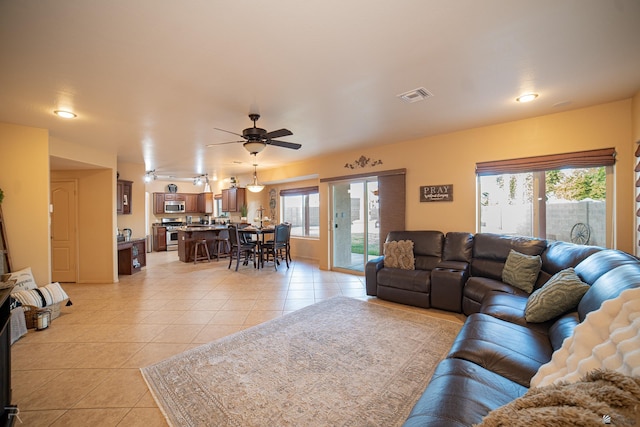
[479, 166, 608, 246]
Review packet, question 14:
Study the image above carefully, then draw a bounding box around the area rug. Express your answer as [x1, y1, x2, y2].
[141, 296, 462, 427]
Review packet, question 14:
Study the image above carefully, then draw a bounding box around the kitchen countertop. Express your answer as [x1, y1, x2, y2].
[177, 225, 228, 232]
[117, 237, 146, 248]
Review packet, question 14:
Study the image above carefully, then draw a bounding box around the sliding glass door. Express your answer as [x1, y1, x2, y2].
[331, 179, 379, 272]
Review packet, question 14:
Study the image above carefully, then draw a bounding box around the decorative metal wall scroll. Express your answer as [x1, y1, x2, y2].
[344, 155, 383, 169]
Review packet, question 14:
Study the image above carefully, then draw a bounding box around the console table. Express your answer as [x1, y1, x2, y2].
[117, 238, 146, 275]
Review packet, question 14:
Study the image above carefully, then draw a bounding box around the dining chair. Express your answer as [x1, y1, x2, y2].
[260, 223, 289, 270]
[283, 222, 292, 263]
[238, 223, 258, 246]
[227, 225, 257, 271]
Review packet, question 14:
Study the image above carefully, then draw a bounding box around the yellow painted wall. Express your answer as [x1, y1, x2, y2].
[0, 123, 51, 285]
[50, 136, 115, 169]
[258, 99, 635, 269]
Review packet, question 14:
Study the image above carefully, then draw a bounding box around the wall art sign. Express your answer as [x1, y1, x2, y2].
[420, 184, 453, 202]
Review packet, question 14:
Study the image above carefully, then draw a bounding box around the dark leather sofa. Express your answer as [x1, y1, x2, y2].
[365, 231, 640, 426]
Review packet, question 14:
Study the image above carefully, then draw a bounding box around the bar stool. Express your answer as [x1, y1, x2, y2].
[193, 239, 211, 264]
[214, 230, 230, 261]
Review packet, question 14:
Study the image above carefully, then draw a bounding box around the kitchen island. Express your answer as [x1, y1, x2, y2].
[177, 226, 228, 262]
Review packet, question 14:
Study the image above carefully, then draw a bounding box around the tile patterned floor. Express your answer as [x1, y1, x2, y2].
[10, 251, 464, 426]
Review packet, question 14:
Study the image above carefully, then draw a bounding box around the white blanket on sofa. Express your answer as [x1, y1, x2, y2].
[531, 286, 640, 388]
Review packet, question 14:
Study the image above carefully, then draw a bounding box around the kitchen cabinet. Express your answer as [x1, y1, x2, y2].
[185, 193, 198, 213]
[221, 187, 245, 213]
[153, 226, 167, 251]
[117, 180, 132, 215]
[164, 193, 185, 201]
[154, 192, 210, 214]
[198, 192, 213, 214]
[153, 193, 165, 215]
[117, 238, 146, 275]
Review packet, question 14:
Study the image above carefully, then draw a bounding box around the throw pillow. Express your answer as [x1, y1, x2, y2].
[11, 282, 69, 308]
[502, 249, 542, 293]
[2, 267, 38, 292]
[525, 268, 589, 323]
[384, 240, 415, 270]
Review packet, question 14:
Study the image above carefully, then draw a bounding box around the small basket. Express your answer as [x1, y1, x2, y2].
[22, 302, 62, 329]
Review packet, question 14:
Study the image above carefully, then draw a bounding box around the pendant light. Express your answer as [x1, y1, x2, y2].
[247, 164, 265, 193]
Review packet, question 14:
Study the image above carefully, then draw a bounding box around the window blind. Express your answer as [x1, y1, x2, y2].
[279, 186, 318, 197]
[476, 148, 616, 176]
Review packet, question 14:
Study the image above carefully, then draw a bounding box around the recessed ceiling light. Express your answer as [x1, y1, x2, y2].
[54, 110, 77, 119]
[516, 93, 538, 103]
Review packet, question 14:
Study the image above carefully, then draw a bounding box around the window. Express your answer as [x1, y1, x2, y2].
[281, 187, 319, 238]
[477, 149, 615, 247]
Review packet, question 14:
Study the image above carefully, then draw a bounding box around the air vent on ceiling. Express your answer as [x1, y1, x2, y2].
[397, 87, 433, 103]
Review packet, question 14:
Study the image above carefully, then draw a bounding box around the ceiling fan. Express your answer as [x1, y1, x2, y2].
[208, 108, 301, 155]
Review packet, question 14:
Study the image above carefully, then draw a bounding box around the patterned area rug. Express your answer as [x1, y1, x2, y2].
[141, 296, 462, 427]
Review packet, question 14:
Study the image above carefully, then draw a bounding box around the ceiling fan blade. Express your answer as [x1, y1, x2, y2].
[264, 128, 293, 140]
[214, 127, 246, 138]
[267, 140, 302, 150]
[206, 140, 245, 147]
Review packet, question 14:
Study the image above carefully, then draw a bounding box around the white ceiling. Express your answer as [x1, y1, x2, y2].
[1, 1, 639, 179]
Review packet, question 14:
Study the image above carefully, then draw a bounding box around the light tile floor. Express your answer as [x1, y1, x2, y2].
[11, 251, 464, 426]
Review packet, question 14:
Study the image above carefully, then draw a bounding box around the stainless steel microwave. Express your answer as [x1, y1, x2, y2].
[164, 200, 185, 213]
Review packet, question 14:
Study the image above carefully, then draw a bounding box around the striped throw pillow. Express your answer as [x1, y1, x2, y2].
[12, 282, 69, 308]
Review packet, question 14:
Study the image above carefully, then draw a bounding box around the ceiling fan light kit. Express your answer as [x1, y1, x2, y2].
[246, 164, 265, 193]
[210, 108, 302, 155]
[244, 141, 266, 155]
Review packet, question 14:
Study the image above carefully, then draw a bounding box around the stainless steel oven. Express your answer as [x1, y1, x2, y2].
[161, 218, 182, 251]
[164, 200, 185, 214]
[166, 228, 179, 251]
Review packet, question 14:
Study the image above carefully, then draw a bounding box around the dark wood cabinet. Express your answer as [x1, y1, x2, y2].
[117, 180, 132, 215]
[154, 192, 212, 215]
[185, 194, 198, 213]
[153, 226, 167, 251]
[164, 193, 185, 201]
[197, 193, 213, 214]
[221, 188, 245, 213]
[117, 238, 146, 275]
[153, 193, 165, 215]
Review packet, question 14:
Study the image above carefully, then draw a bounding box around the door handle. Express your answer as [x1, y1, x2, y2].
[335, 223, 338, 228]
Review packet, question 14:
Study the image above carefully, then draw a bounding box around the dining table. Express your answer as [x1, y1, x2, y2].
[238, 226, 275, 268]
